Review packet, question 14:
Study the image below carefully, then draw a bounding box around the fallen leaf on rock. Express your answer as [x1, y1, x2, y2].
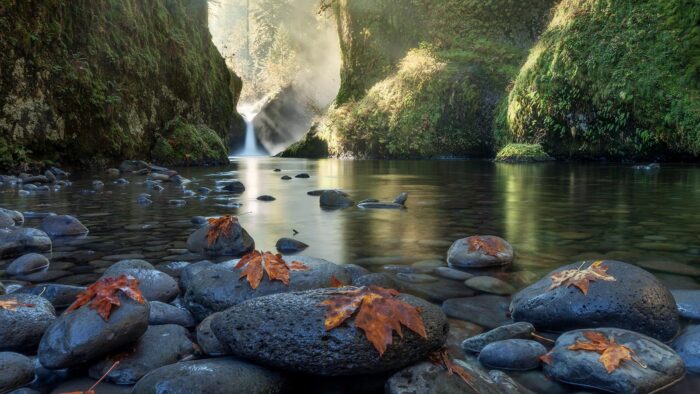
[429, 349, 475, 390]
[321, 285, 427, 355]
[0, 299, 34, 311]
[235, 250, 309, 289]
[330, 275, 343, 287]
[549, 260, 616, 295]
[568, 331, 646, 373]
[206, 215, 239, 246]
[66, 275, 145, 321]
[539, 352, 553, 365]
[467, 236, 505, 257]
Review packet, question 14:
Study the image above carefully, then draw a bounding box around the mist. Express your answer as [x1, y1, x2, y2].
[208, 0, 341, 155]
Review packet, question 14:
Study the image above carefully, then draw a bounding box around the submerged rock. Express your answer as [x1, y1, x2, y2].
[447, 236, 513, 268]
[211, 288, 447, 375]
[222, 181, 245, 193]
[0, 294, 56, 353]
[0, 352, 35, 393]
[478, 339, 547, 371]
[319, 190, 353, 209]
[39, 215, 88, 237]
[6, 253, 50, 276]
[465, 276, 516, 295]
[510, 260, 680, 341]
[544, 328, 685, 393]
[442, 295, 511, 329]
[131, 357, 289, 394]
[0, 228, 52, 258]
[186, 219, 255, 257]
[462, 322, 535, 353]
[0, 208, 24, 226]
[275, 237, 308, 253]
[257, 195, 276, 201]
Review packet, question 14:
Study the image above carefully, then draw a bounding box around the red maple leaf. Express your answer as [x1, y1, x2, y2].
[66, 275, 145, 321]
[235, 250, 309, 289]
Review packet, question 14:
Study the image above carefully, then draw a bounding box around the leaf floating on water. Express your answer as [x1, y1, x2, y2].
[65, 275, 145, 321]
[320, 285, 427, 355]
[549, 260, 616, 295]
[206, 215, 239, 246]
[429, 349, 476, 391]
[467, 236, 505, 257]
[568, 331, 646, 373]
[235, 251, 309, 289]
[0, 299, 35, 311]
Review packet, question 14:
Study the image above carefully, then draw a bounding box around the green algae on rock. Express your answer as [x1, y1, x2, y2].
[495, 144, 553, 163]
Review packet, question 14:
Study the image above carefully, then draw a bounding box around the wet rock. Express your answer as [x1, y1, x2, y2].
[465, 276, 516, 295]
[442, 295, 511, 329]
[131, 357, 289, 394]
[222, 181, 245, 193]
[39, 215, 88, 237]
[196, 312, 228, 356]
[396, 277, 476, 303]
[101, 269, 179, 303]
[478, 339, 546, 371]
[462, 322, 535, 353]
[671, 289, 700, 320]
[273, 168, 281, 172]
[434, 267, 474, 281]
[119, 160, 150, 173]
[186, 219, 255, 257]
[358, 198, 379, 204]
[319, 190, 353, 209]
[275, 237, 308, 253]
[396, 273, 438, 284]
[154, 261, 190, 278]
[281, 175, 292, 180]
[0, 228, 52, 258]
[179, 261, 214, 291]
[148, 301, 196, 328]
[105, 168, 121, 177]
[6, 254, 50, 276]
[0, 352, 34, 393]
[137, 196, 153, 205]
[89, 324, 195, 385]
[0, 294, 56, 352]
[0, 209, 24, 226]
[104, 259, 155, 272]
[307, 190, 325, 196]
[211, 288, 447, 375]
[44, 170, 57, 183]
[386, 361, 482, 394]
[488, 370, 536, 394]
[14, 284, 85, 309]
[48, 167, 67, 178]
[0, 212, 15, 228]
[510, 260, 680, 341]
[184, 256, 351, 321]
[393, 192, 408, 205]
[15, 270, 71, 283]
[295, 173, 310, 178]
[257, 195, 276, 201]
[38, 293, 149, 369]
[545, 328, 684, 393]
[49, 377, 130, 394]
[357, 202, 405, 209]
[673, 325, 700, 373]
[447, 236, 513, 268]
[445, 318, 483, 357]
[353, 273, 397, 288]
[342, 264, 371, 282]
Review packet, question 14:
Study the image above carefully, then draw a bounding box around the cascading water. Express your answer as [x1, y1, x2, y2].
[234, 97, 269, 157]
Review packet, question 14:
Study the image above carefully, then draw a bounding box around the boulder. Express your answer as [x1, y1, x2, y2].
[131, 357, 289, 394]
[88, 324, 196, 385]
[447, 236, 513, 268]
[544, 328, 685, 393]
[186, 220, 254, 257]
[6, 254, 50, 276]
[478, 339, 547, 371]
[39, 215, 88, 237]
[0, 352, 34, 393]
[510, 260, 680, 341]
[319, 190, 353, 209]
[672, 325, 700, 374]
[211, 288, 447, 375]
[38, 293, 149, 369]
[0, 294, 56, 353]
[184, 256, 352, 321]
[0, 228, 52, 258]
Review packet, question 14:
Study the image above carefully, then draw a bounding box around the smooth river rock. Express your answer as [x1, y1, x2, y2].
[319, 190, 353, 209]
[0, 294, 56, 353]
[672, 325, 700, 374]
[148, 301, 196, 328]
[0, 228, 52, 258]
[510, 260, 680, 341]
[39, 215, 89, 237]
[671, 289, 700, 321]
[0, 352, 35, 393]
[211, 288, 448, 375]
[447, 235, 513, 268]
[14, 283, 85, 309]
[6, 253, 50, 276]
[478, 339, 547, 371]
[101, 268, 179, 303]
[186, 219, 255, 257]
[462, 322, 536, 353]
[275, 237, 308, 253]
[442, 295, 511, 329]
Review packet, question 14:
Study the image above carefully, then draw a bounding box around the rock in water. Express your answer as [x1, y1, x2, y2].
[275, 237, 308, 253]
[0, 352, 35, 393]
[319, 190, 353, 208]
[510, 260, 679, 341]
[186, 220, 254, 257]
[184, 256, 352, 321]
[673, 325, 700, 374]
[0, 228, 52, 258]
[0, 208, 24, 226]
[393, 192, 409, 205]
[671, 289, 700, 321]
[38, 293, 149, 369]
[6, 253, 50, 276]
[14, 284, 86, 309]
[222, 181, 245, 193]
[88, 324, 195, 385]
[478, 339, 547, 371]
[0, 294, 56, 353]
[211, 288, 447, 376]
[462, 322, 535, 353]
[131, 357, 289, 394]
[544, 328, 685, 393]
[101, 269, 179, 303]
[39, 215, 89, 237]
[447, 236, 513, 268]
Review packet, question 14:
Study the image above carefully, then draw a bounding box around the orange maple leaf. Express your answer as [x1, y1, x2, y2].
[330, 275, 343, 287]
[0, 299, 35, 311]
[66, 275, 145, 321]
[320, 286, 428, 355]
[568, 331, 646, 373]
[234, 250, 309, 289]
[549, 260, 616, 295]
[429, 349, 476, 391]
[539, 352, 553, 365]
[467, 236, 505, 257]
[206, 215, 239, 247]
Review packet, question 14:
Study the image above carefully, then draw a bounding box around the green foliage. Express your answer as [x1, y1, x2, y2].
[504, 0, 700, 159]
[275, 123, 328, 158]
[495, 143, 552, 163]
[151, 118, 229, 166]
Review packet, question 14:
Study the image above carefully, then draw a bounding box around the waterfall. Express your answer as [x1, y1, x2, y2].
[234, 98, 269, 157]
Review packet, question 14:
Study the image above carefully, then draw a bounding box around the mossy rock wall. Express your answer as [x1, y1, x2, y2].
[0, 0, 244, 169]
[304, 0, 558, 159]
[502, 0, 700, 159]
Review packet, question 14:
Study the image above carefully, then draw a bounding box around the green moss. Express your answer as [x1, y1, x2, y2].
[495, 143, 552, 163]
[151, 119, 229, 166]
[503, 0, 700, 159]
[277, 124, 329, 158]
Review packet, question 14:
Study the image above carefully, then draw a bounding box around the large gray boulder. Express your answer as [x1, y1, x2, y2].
[211, 288, 448, 375]
[510, 260, 680, 341]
